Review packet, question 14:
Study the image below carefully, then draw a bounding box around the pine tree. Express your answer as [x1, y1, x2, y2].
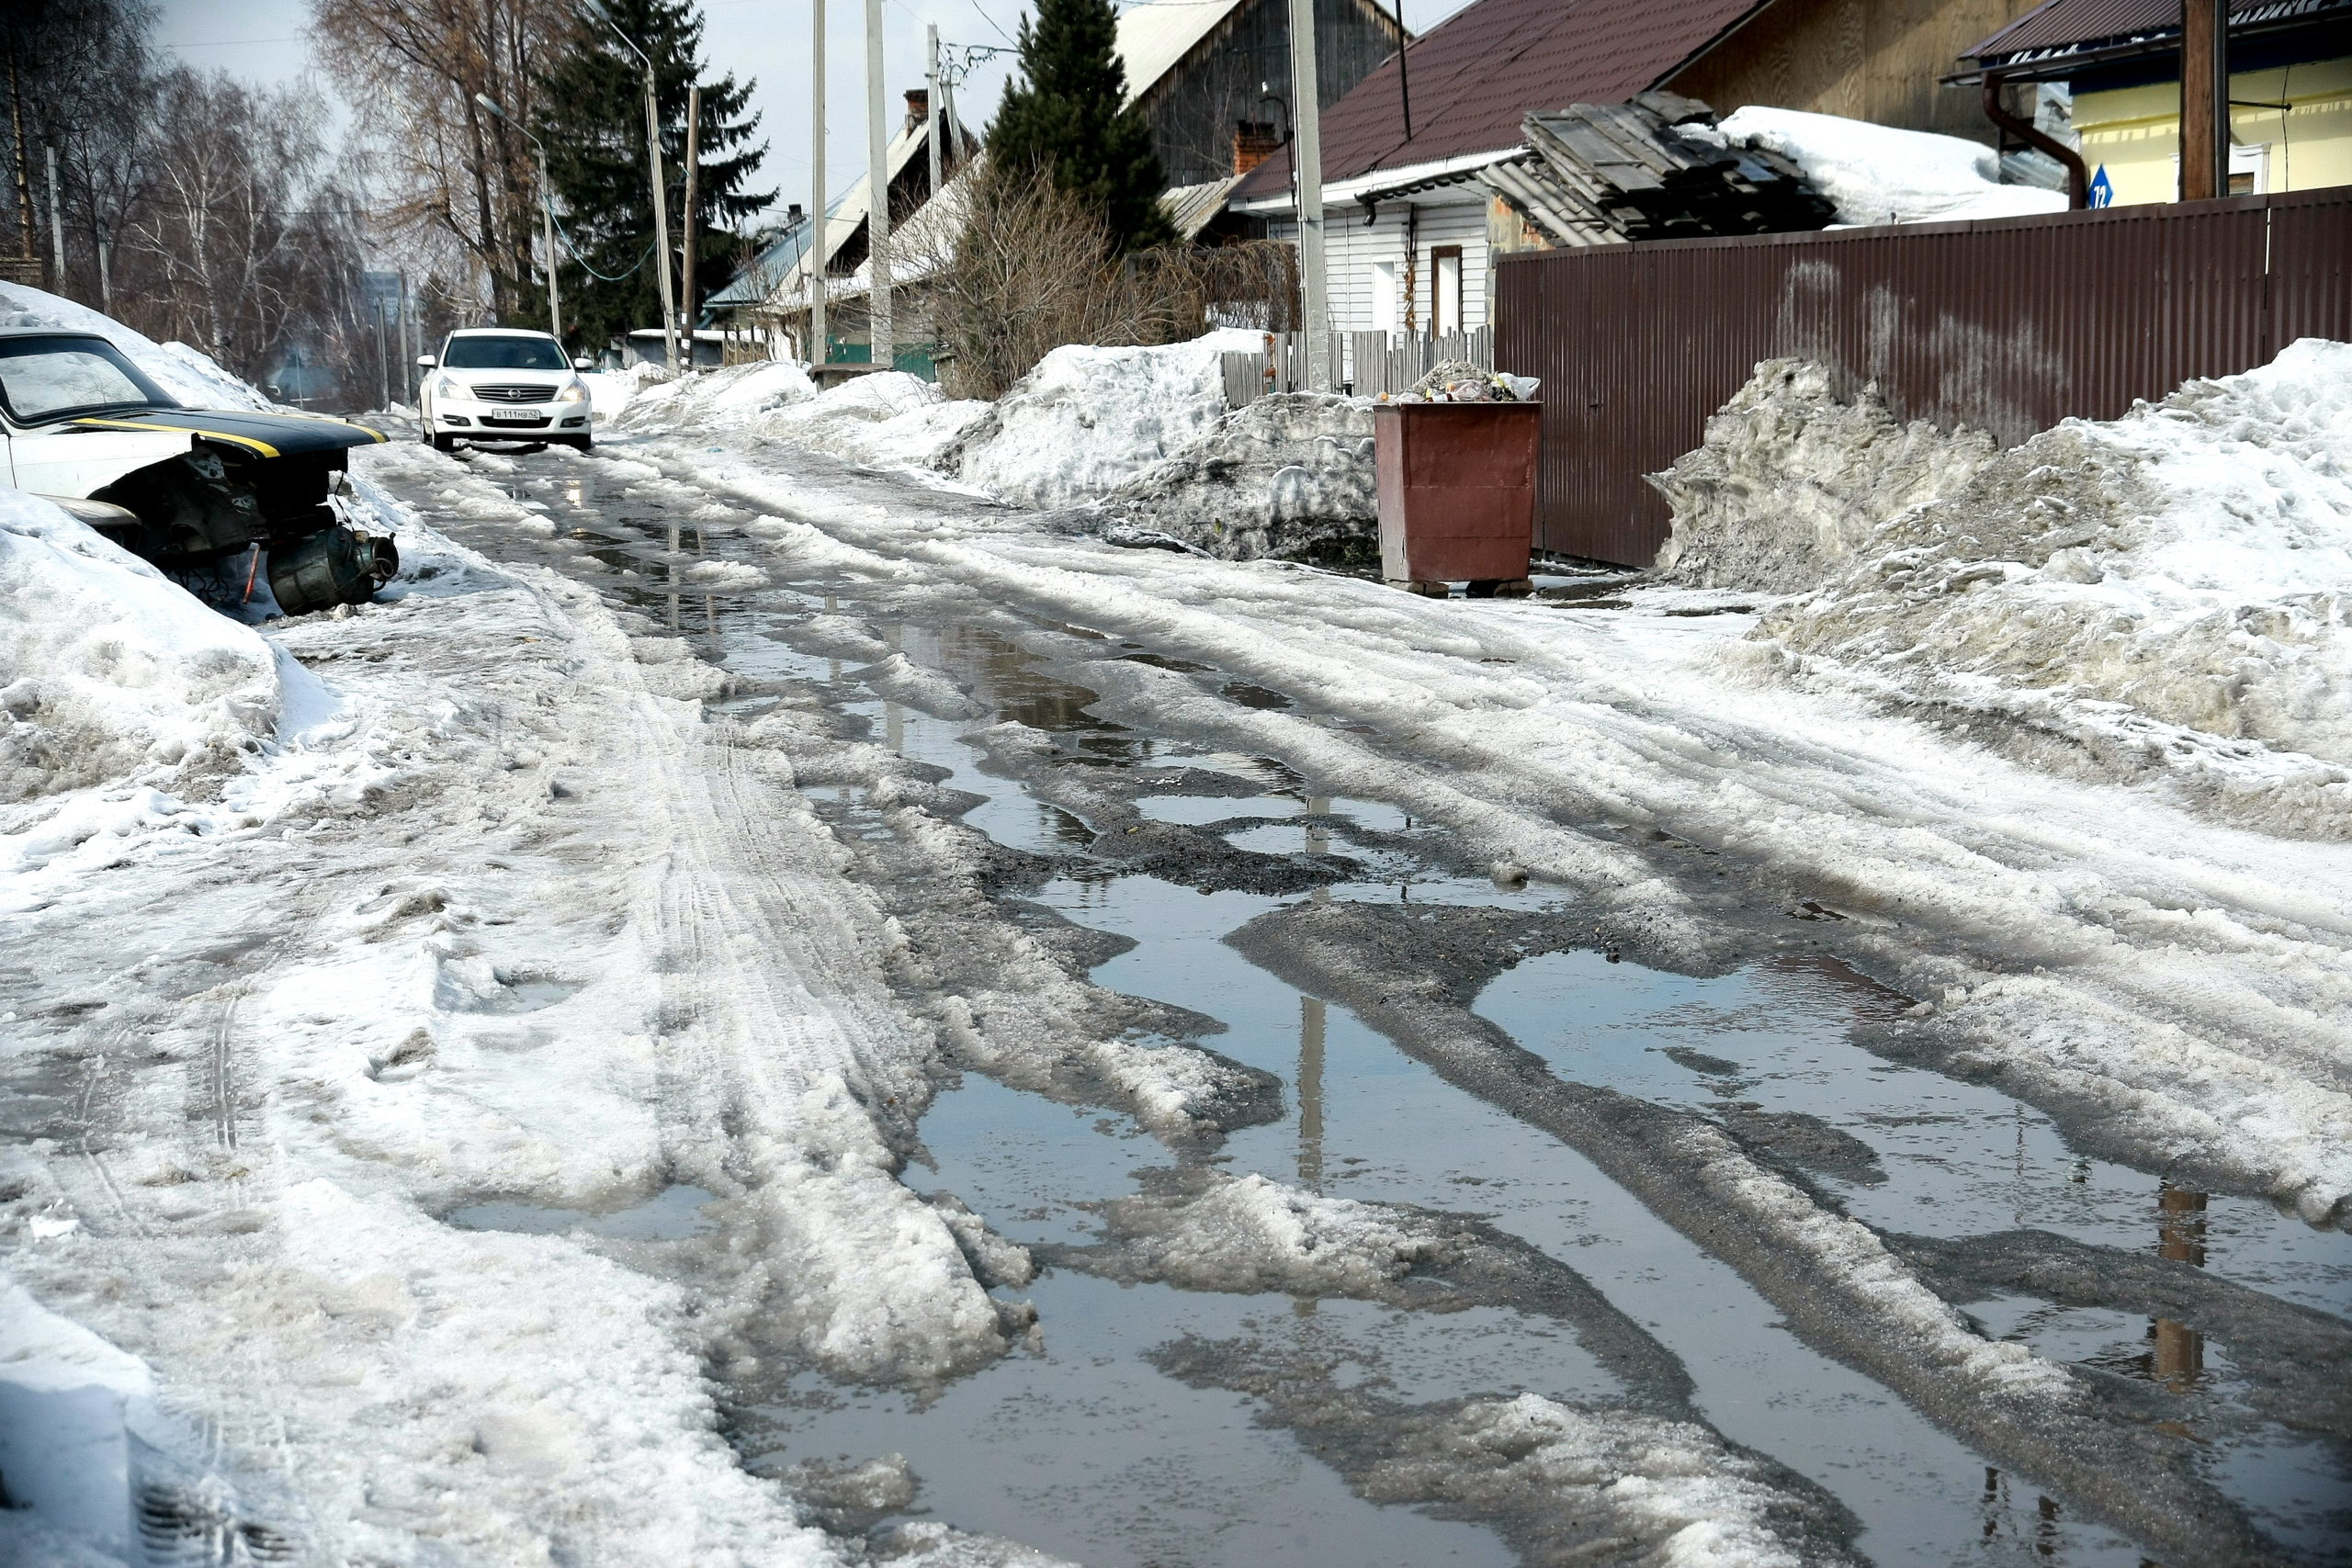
[533, 0, 770, 351]
[988, 0, 1174, 254]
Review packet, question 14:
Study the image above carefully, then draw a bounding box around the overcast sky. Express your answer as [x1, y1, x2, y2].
[153, 0, 1478, 227]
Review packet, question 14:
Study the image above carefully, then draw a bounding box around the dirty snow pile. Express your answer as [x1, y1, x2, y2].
[1693, 107, 2066, 227]
[949, 328, 1269, 506]
[1671, 340, 2352, 832]
[0, 281, 267, 411]
[1093, 392, 1378, 559]
[1651, 360, 1997, 592]
[0, 489, 279, 803]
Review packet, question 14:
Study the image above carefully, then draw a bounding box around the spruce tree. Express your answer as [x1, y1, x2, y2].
[988, 0, 1175, 254]
[533, 0, 771, 351]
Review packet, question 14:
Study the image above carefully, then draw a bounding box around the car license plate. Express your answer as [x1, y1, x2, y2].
[488, 405, 539, 421]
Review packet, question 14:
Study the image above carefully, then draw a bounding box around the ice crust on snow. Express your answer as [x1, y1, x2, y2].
[1081, 1171, 1435, 1295]
[1692, 340, 2352, 834]
[620, 363, 993, 470]
[1696, 107, 2067, 228]
[0, 282, 269, 411]
[616, 357, 819, 431]
[0, 490, 280, 802]
[951, 330, 1268, 507]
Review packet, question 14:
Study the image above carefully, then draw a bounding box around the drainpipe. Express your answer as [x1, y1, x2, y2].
[1984, 71, 2088, 209]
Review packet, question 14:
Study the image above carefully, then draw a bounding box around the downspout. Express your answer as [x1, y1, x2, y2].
[1984, 70, 2087, 209]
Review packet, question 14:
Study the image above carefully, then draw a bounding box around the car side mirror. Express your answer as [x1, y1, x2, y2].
[573, 357, 594, 371]
[415, 355, 436, 368]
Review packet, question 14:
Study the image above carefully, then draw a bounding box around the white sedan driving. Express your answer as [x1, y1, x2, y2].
[417, 328, 595, 452]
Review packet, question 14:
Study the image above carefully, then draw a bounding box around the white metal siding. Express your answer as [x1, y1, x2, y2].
[1285, 197, 1490, 333]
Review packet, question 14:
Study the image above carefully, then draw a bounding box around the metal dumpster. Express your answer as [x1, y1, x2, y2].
[1374, 400, 1540, 595]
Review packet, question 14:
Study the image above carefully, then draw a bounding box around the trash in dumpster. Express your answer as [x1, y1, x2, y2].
[1377, 359, 1542, 406]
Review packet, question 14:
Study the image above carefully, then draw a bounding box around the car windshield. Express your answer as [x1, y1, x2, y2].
[443, 335, 569, 371]
[0, 336, 175, 423]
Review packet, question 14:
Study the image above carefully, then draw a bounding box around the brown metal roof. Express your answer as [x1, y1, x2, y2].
[1965, 0, 2347, 62]
[1234, 0, 1769, 201]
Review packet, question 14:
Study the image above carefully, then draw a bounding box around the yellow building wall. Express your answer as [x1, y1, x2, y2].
[2074, 56, 2352, 205]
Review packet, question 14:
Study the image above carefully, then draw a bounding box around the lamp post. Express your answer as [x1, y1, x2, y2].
[474, 93, 563, 342]
[582, 1, 681, 373]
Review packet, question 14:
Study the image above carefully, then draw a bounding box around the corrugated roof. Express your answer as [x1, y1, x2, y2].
[1966, 0, 2347, 62]
[1116, 0, 1248, 103]
[1234, 0, 1768, 201]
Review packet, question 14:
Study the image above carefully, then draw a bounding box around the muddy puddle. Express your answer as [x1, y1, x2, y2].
[402, 441, 2352, 1568]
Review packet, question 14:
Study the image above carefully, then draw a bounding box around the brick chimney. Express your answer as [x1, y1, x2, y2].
[905, 88, 930, 135]
[1233, 120, 1278, 176]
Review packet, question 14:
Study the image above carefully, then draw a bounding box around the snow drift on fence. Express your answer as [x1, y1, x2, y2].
[1694, 107, 2067, 227]
[0, 491, 280, 803]
[1690, 340, 2352, 833]
[949, 329, 1269, 507]
[1095, 391, 1378, 559]
[0, 281, 269, 412]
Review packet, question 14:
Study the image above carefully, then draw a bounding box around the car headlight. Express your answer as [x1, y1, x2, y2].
[555, 382, 587, 403]
[434, 374, 463, 399]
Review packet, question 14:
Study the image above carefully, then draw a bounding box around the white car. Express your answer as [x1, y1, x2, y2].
[417, 328, 595, 452]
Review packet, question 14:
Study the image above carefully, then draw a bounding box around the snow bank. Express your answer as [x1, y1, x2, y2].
[952, 329, 1269, 507]
[0, 282, 267, 411]
[581, 361, 667, 422]
[1652, 360, 1997, 592]
[1098, 392, 1377, 559]
[757, 372, 992, 469]
[1739, 339, 2352, 832]
[614, 358, 818, 432]
[1702, 107, 2066, 227]
[0, 490, 279, 802]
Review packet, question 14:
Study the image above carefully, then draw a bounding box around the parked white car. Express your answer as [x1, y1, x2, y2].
[417, 328, 595, 452]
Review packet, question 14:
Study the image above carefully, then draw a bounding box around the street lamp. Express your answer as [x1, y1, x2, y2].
[475, 93, 563, 343]
[580, 0, 682, 373]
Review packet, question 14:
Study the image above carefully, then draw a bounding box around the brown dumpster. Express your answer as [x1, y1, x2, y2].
[1374, 400, 1540, 595]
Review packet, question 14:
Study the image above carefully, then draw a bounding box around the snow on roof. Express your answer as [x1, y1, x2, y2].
[1114, 0, 1246, 104]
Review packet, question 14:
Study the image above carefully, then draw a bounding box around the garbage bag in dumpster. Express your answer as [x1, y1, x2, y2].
[1373, 400, 1540, 596]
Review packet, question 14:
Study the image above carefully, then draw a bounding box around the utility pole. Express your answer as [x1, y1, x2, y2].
[400, 270, 414, 404]
[809, 0, 829, 368]
[682, 85, 701, 356]
[865, 0, 892, 372]
[925, 25, 942, 197]
[1285, 0, 1329, 389]
[375, 298, 390, 410]
[2180, 0, 2228, 202]
[44, 144, 62, 285]
[583, 6, 681, 370]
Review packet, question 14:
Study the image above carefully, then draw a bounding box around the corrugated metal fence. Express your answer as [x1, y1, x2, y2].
[1222, 327, 1494, 406]
[1494, 187, 2352, 567]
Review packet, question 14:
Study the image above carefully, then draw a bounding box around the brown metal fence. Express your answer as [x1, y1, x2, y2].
[1494, 186, 2352, 567]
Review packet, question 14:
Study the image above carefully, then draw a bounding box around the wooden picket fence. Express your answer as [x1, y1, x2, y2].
[1220, 326, 1494, 407]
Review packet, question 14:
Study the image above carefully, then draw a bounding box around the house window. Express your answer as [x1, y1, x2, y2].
[1430, 246, 1463, 335]
[1371, 260, 1399, 333]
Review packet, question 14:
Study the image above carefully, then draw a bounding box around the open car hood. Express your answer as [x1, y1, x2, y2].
[61, 406, 390, 459]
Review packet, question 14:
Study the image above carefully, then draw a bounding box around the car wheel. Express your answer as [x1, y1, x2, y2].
[570, 435, 594, 451]
[430, 433, 456, 453]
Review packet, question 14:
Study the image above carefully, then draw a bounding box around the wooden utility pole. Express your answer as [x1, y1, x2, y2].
[2179, 0, 2228, 201]
[682, 84, 701, 351]
[865, 0, 892, 372]
[809, 0, 829, 367]
[1286, 0, 1329, 389]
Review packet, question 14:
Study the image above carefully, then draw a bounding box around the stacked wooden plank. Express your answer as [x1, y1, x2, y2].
[1481, 92, 1838, 246]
